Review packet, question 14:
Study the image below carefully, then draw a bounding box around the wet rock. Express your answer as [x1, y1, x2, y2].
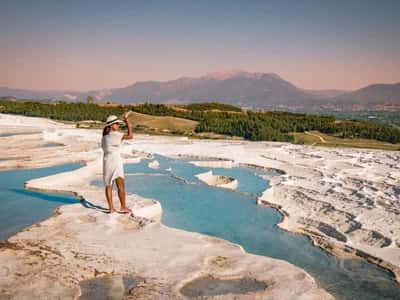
[180, 275, 268, 297]
[79, 274, 144, 300]
[349, 229, 392, 248]
[299, 218, 347, 242]
[317, 223, 347, 243]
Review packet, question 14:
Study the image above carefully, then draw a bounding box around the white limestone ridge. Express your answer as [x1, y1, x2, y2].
[196, 170, 238, 190]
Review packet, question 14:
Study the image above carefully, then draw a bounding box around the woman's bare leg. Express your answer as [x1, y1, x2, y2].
[116, 177, 131, 213]
[105, 185, 116, 213]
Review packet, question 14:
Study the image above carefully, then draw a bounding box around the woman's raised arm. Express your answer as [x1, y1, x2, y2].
[122, 111, 133, 140]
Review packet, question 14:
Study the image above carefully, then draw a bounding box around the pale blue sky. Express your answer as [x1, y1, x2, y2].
[1, 0, 399, 90]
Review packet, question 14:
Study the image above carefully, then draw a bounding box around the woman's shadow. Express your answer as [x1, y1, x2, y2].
[80, 199, 109, 213]
[11, 188, 109, 213]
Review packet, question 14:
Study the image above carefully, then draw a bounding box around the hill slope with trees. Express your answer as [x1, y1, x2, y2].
[1, 99, 399, 144]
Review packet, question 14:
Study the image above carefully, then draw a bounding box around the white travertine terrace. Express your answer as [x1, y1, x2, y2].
[148, 159, 160, 169]
[2, 112, 400, 297]
[195, 170, 238, 190]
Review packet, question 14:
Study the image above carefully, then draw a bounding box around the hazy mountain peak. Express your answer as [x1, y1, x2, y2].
[203, 70, 273, 80]
[1, 74, 399, 112]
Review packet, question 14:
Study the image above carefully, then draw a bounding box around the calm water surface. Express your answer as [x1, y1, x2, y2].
[0, 163, 81, 240]
[93, 155, 399, 300]
[1, 154, 398, 300]
[0, 131, 40, 137]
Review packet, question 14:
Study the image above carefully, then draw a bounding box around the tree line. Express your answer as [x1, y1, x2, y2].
[1, 98, 399, 143]
[178, 102, 243, 112]
[195, 111, 336, 142]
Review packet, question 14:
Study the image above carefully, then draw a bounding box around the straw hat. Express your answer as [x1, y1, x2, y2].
[105, 115, 123, 127]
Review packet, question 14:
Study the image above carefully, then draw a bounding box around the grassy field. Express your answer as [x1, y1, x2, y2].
[76, 113, 400, 149]
[292, 131, 400, 151]
[74, 111, 198, 135]
[127, 111, 198, 134]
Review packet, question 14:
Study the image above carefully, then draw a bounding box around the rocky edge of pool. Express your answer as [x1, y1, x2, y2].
[0, 113, 399, 299]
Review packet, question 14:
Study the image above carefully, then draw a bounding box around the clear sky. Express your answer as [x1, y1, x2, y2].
[1, 0, 399, 91]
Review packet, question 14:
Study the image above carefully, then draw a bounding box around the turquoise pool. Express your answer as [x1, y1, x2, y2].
[0, 131, 40, 137]
[0, 155, 398, 299]
[0, 163, 81, 240]
[92, 154, 399, 300]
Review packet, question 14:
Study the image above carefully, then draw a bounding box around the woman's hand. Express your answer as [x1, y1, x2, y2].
[122, 111, 133, 140]
[123, 111, 130, 123]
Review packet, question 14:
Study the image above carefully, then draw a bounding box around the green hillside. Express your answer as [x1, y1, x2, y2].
[1, 98, 399, 149]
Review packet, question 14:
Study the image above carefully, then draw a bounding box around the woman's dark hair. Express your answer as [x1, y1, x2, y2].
[103, 125, 111, 136]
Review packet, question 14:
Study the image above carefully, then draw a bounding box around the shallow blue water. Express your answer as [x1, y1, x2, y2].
[0, 163, 81, 240]
[96, 155, 400, 300]
[42, 142, 64, 148]
[0, 155, 398, 299]
[0, 131, 40, 137]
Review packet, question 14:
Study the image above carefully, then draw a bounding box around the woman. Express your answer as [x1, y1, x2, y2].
[101, 112, 133, 213]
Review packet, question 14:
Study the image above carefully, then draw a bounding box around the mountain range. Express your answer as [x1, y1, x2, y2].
[1, 71, 399, 112]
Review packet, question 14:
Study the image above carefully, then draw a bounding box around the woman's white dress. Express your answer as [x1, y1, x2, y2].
[102, 131, 124, 186]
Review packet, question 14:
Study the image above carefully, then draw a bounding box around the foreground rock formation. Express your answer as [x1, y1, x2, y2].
[134, 137, 400, 283]
[0, 114, 333, 299]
